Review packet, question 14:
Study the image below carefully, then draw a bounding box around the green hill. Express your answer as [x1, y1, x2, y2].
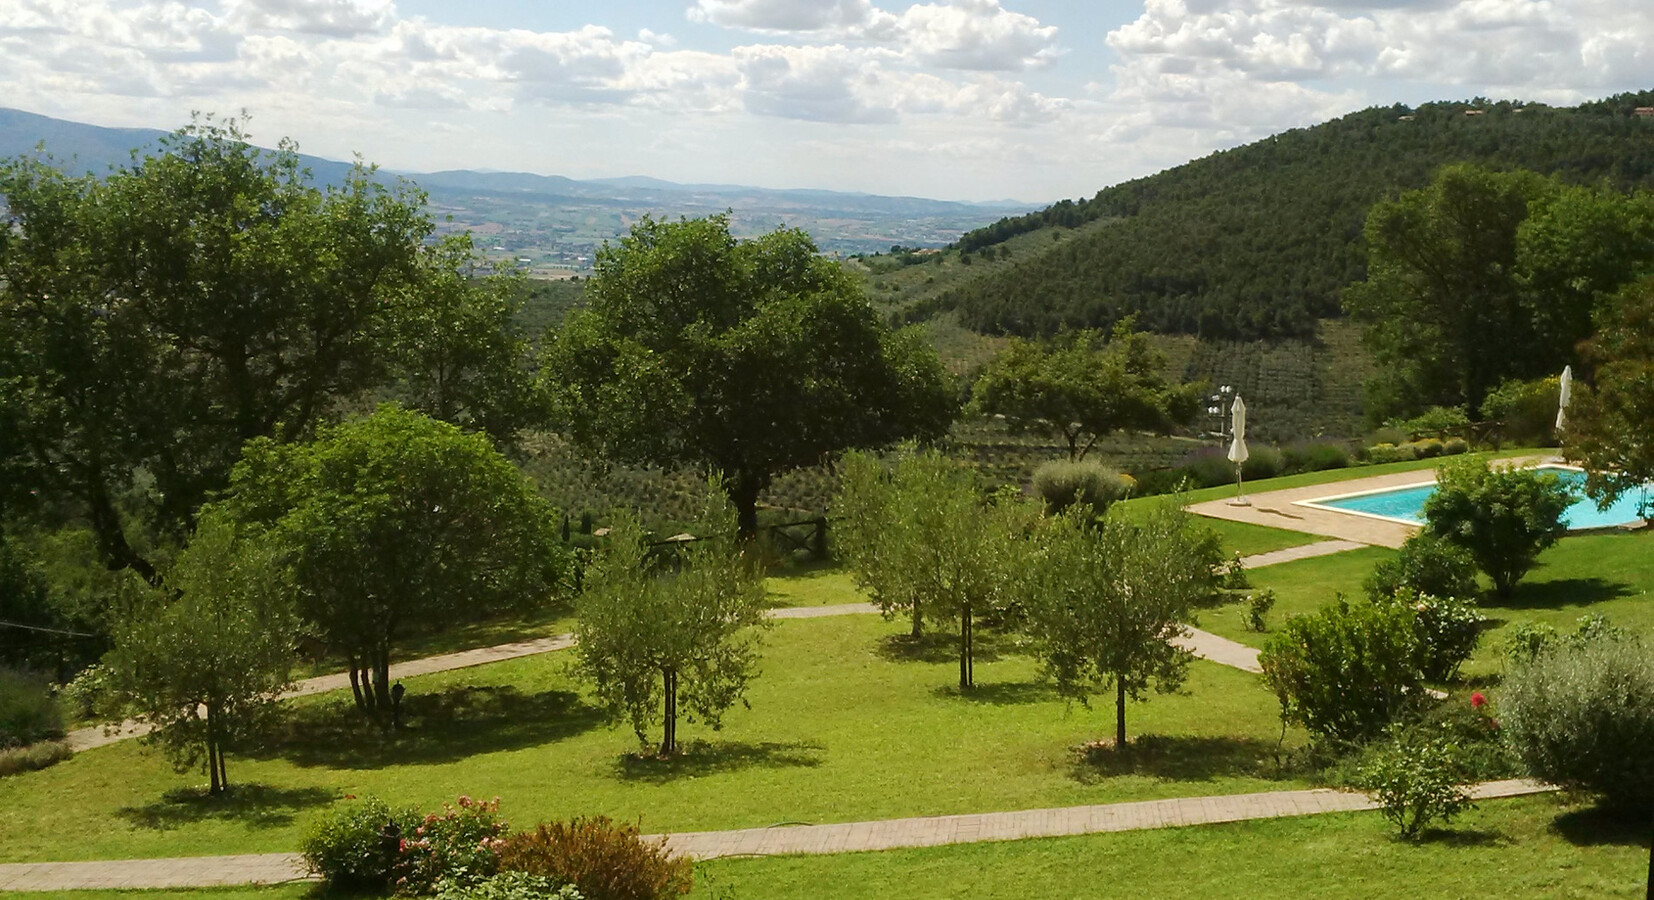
[920, 91, 1654, 342]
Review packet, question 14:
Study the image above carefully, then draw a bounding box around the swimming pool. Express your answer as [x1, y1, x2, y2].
[1300, 466, 1650, 531]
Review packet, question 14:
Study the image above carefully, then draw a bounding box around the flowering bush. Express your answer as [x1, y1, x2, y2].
[1391, 592, 1484, 682]
[394, 795, 509, 895]
[1243, 589, 1276, 633]
[301, 796, 420, 890]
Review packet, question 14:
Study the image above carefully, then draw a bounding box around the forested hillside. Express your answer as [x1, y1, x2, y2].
[927, 91, 1654, 341]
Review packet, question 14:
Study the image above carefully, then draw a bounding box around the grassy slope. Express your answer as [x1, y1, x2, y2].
[0, 615, 1304, 863]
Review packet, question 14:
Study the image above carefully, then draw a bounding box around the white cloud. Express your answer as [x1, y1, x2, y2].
[733, 43, 897, 123]
[686, 0, 896, 37]
[897, 0, 1060, 70]
[224, 0, 394, 38]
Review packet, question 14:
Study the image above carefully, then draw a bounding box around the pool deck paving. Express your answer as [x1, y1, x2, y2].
[0, 779, 1555, 889]
[1187, 456, 1560, 549]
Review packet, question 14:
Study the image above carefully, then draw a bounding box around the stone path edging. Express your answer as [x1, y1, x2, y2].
[0, 780, 1555, 890]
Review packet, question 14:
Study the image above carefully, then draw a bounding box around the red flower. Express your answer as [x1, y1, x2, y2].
[1470, 691, 1487, 709]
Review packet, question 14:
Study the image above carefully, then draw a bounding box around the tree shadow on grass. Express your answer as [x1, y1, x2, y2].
[1069, 735, 1299, 785]
[1550, 804, 1653, 848]
[931, 680, 1057, 706]
[116, 783, 335, 831]
[875, 630, 1015, 665]
[249, 685, 604, 770]
[1498, 577, 1633, 611]
[614, 739, 826, 784]
[1409, 826, 1507, 847]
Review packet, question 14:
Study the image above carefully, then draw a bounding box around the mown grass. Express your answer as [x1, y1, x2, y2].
[696, 793, 1650, 899]
[0, 614, 1305, 864]
[1198, 530, 1654, 681]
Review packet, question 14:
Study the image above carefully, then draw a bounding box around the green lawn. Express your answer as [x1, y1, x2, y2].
[11, 794, 1643, 900]
[1197, 530, 1654, 680]
[0, 615, 1305, 863]
[696, 793, 1649, 899]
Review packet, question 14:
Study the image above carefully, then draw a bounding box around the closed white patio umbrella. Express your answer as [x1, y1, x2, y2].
[1228, 395, 1250, 506]
[1555, 365, 1573, 433]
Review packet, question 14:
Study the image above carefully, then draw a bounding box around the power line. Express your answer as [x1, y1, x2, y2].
[0, 619, 97, 638]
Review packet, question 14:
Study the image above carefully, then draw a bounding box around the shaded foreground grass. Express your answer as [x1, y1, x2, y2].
[0, 615, 1305, 863]
[696, 793, 1649, 899]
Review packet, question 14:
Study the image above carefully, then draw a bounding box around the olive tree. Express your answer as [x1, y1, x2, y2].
[227, 405, 567, 713]
[574, 485, 768, 756]
[834, 449, 1037, 689]
[1021, 502, 1221, 748]
[106, 510, 297, 793]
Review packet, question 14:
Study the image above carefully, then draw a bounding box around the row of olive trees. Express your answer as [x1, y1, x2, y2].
[835, 449, 1223, 748]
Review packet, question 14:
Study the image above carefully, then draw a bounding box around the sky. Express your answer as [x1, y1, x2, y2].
[1, 1, 1649, 203]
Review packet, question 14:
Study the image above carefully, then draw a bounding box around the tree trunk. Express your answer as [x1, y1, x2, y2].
[374, 649, 391, 711]
[729, 471, 764, 540]
[958, 602, 973, 690]
[1116, 679, 1128, 749]
[660, 668, 678, 757]
[348, 657, 366, 711]
[910, 601, 923, 638]
[206, 706, 222, 794]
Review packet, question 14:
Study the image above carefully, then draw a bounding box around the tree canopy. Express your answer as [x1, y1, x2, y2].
[226, 405, 567, 713]
[1422, 458, 1573, 600]
[1345, 164, 1654, 418]
[574, 484, 768, 756]
[0, 118, 535, 581]
[543, 214, 955, 536]
[833, 449, 1034, 689]
[968, 323, 1202, 460]
[106, 509, 297, 794]
[1021, 502, 1221, 748]
[1567, 276, 1654, 512]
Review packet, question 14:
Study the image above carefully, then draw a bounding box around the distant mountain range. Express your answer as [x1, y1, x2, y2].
[0, 108, 1032, 261]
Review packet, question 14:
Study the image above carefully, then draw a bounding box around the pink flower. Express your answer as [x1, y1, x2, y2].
[1470, 691, 1487, 709]
[398, 839, 408, 852]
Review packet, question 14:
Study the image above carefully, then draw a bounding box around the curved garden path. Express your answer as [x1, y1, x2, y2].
[0, 779, 1553, 889]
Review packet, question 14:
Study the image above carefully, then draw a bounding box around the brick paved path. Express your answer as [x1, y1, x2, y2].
[0, 780, 1553, 889]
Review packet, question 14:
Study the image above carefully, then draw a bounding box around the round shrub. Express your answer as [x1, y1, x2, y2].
[1363, 443, 1418, 464]
[1502, 632, 1654, 811]
[1282, 440, 1351, 474]
[1259, 598, 1423, 747]
[0, 667, 63, 748]
[1359, 731, 1474, 840]
[1387, 593, 1484, 683]
[301, 796, 420, 890]
[1405, 439, 1444, 459]
[1031, 459, 1131, 516]
[1240, 444, 1284, 481]
[496, 816, 693, 900]
[1365, 534, 1479, 605]
[1442, 437, 1470, 456]
[396, 796, 509, 894]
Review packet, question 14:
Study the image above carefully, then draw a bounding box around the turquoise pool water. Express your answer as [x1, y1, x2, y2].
[1309, 467, 1650, 530]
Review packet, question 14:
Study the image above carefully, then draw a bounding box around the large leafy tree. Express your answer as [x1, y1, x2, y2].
[106, 509, 297, 794]
[226, 405, 567, 713]
[1021, 502, 1221, 748]
[1346, 163, 1654, 419]
[574, 484, 768, 756]
[1567, 276, 1654, 513]
[833, 449, 1035, 689]
[968, 323, 1202, 461]
[543, 215, 955, 537]
[0, 119, 530, 581]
